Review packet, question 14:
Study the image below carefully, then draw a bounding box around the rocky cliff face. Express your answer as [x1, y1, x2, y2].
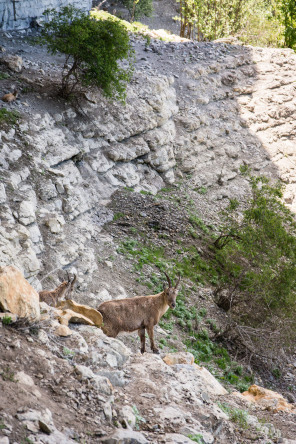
[1, 30, 296, 444]
[0, 0, 92, 30]
[1, 33, 296, 296]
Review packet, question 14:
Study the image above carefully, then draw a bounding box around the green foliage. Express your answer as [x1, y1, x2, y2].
[214, 175, 296, 321]
[0, 108, 20, 126]
[272, 368, 281, 379]
[1, 315, 12, 325]
[175, 0, 284, 46]
[281, 0, 296, 49]
[0, 71, 10, 80]
[122, 0, 153, 22]
[218, 403, 249, 429]
[113, 212, 125, 221]
[187, 434, 204, 443]
[238, 0, 284, 47]
[0, 366, 16, 382]
[39, 7, 134, 100]
[132, 405, 146, 429]
[63, 347, 75, 358]
[189, 214, 210, 234]
[176, 0, 251, 39]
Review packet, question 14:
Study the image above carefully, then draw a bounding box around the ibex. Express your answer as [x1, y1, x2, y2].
[39, 273, 77, 307]
[1, 89, 18, 103]
[97, 272, 180, 354]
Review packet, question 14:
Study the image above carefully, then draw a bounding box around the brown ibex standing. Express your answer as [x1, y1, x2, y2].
[39, 272, 77, 307]
[97, 272, 180, 354]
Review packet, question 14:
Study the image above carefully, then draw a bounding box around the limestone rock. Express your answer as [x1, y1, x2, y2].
[15, 371, 34, 386]
[2, 54, 23, 72]
[57, 299, 103, 326]
[100, 429, 148, 444]
[240, 384, 296, 413]
[55, 324, 72, 337]
[98, 369, 127, 387]
[16, 408, 55, 433]
[0, 265, 40, 321]
[163, 352, 194, 366]
[74, 364, 113, 395]
[119, 405, 137, 429]
[164, 433, 204, 444]
[45, 214, 65, 234]
[194, 364, 228, 396]
[19, 200, 36, 225]
[92, 374, 113, 395]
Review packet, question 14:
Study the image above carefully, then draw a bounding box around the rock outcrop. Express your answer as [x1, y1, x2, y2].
[0, 265, 40, 320]
[0, 0, 91, 31]
[240, 384, 296, 413]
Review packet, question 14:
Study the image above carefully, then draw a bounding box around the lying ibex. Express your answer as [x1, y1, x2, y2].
[97, 272, 180, 354]
[39, 272, 77, 307]
[1, 89, 18, 103]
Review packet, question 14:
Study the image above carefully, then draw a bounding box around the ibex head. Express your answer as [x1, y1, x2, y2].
[163, 272, 180, 309]
[65, 271, 77, 300]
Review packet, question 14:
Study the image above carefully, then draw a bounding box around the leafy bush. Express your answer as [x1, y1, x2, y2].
[175, 0, 284, 46]
[218, 403, 249, 429]
[1, 315, 12, 325]
[281, 0, 296, 49]
[121, 0, 153, 22]
[213, 173, 296, 355]
[0, 108, 20, 126]
[39, 7, 134, 100]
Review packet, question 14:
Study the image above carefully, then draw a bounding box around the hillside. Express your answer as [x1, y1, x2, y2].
[0, 21, 296, 444]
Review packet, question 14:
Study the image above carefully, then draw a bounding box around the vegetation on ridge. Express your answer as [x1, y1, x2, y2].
[39, 6, 134, 100]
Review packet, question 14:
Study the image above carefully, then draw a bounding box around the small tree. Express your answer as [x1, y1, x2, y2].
[281, 0, 296, 49]
[39, 7, 134, 100]
[212, 171, 296, 358]
[121, 0, 153, 23]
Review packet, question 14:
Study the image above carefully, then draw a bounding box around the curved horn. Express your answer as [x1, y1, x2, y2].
[70, 274, 77, 291]
[164, 271, 172, 288]
[175, 273, 181, 289]
[66, 270, 71, 283]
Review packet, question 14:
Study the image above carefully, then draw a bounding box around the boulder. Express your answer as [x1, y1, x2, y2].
[240, 384, 296, 413]
[163, 352, 194, 366]
[100, 429, 148, 444]
[57, 299, 103, 326]
[55, 324, 72, 337]
[0, 265, 40, 321]
[2, 54, 23, 72]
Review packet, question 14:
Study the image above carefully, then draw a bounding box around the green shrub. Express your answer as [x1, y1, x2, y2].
[0, 72, 10, 80]
[39, 6, 134, 100]
[122, 0, 153, 22]
[1, 315, 12, 325]
[0, 108, 20, 126]
[281, 0, 296, 49]
[218, 403, 249, 429]
[187, 434, 204, 443]
[213, 174, 296, 355]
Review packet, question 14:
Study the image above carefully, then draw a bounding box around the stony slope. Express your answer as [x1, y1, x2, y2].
[1, 28, 296, 444]
[1, 32, 296, 294]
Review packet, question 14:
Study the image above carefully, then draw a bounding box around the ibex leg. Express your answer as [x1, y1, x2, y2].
[147, 325, 159, 354]
[138, 327, 146, 354]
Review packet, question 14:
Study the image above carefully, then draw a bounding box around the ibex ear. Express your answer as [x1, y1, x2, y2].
[163, 283, 167, 292]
